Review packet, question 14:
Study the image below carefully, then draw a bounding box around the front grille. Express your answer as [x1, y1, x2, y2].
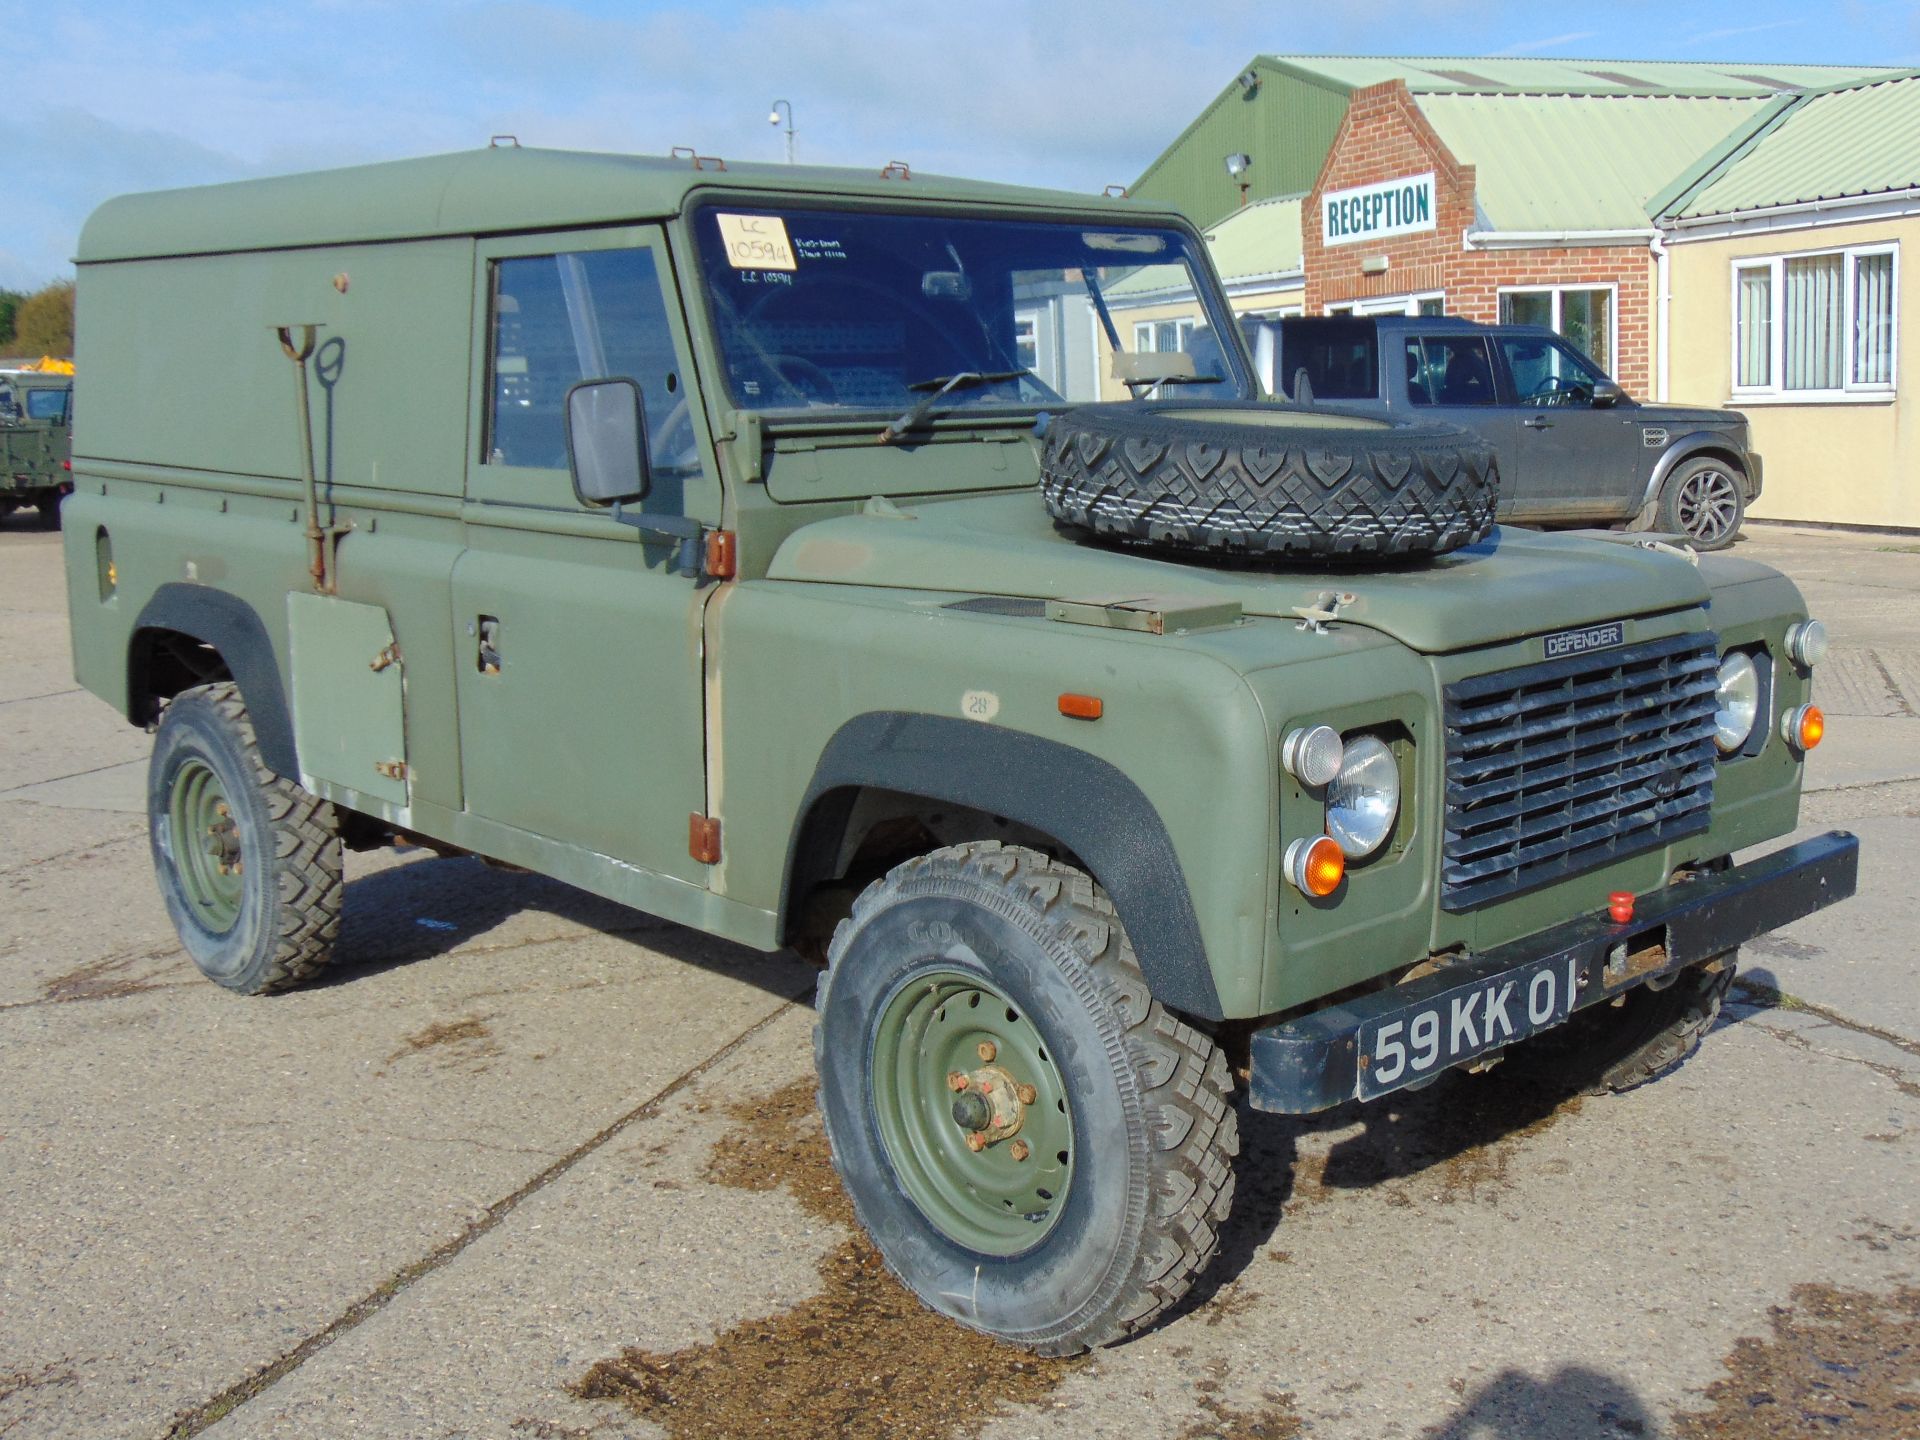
[1441, 631, 1719, 911]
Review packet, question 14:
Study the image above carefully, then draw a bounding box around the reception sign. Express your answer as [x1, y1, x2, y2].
[1322, 172, 1437, 247]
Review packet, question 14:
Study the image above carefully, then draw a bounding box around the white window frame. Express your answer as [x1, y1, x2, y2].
[1496, 283, 1619, 373]
[1132, 317, 1197, 352]
[1324, 290, 1443, 318]
[1728, 242, 1898, 404]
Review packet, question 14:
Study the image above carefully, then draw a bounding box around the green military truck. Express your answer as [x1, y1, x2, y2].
[1, 362, 74, 525]
[68, 148, 1856, 1354]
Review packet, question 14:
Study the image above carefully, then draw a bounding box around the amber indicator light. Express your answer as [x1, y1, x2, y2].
[1058, 693, 1104, 720]
[1301, 837, 1344, 897]
[1798, 705, 1825, 750]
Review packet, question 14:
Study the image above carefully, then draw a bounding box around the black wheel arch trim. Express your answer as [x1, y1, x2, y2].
[785, 711, 1224, 1019]
[1642, 436, 1754, 509]
[131, 585, 298, 779]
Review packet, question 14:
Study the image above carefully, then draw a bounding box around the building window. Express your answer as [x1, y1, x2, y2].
[1326, 292, 1443, 318]
[1498, 286, 1614, 373]
[1732, 245, 1896, 399]
[1014, 313, 1039, 372]
[1133, 318, 1197, 352]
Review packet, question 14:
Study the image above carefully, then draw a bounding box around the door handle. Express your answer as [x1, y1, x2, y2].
[1523, 416, 1554, 430]
[476, 615, 502, 674]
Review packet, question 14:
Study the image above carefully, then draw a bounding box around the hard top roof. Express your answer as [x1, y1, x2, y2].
[78, 146, 1179, 264]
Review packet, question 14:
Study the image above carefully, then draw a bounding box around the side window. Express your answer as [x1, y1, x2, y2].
[1407, 336, 1496, 406]
[1499, 336, 1605, 406]
[485, 247, 697, 497]
[1281, 324, 1378, 400]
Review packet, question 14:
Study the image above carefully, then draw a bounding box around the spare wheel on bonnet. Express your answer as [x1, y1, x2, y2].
[1039, 401, 1499, 561]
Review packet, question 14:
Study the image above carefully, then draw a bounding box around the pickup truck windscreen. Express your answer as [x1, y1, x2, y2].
[693, 207, 1252, 415]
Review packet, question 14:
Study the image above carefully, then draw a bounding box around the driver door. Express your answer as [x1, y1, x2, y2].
[450, 226, 719, 884]
[1495, 335, 1638, 520]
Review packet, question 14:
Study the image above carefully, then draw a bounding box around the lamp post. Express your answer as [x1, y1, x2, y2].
[768, 99, 795, 164]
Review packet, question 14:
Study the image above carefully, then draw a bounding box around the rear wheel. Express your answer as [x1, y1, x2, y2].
[34, 495, 62, 529]
[814, 841, 1237, 1354]
[1657, 458, 1746, 551]
[148, 682, 345, 994]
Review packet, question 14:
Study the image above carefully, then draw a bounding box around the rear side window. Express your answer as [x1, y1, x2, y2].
[24, 388, 69, 422]
[1280, 323, 1378, 400]
[485, 247, 694, 480]
[1405, 336, 1498, 406]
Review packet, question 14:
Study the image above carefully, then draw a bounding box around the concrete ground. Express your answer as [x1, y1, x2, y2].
[1, 514, 1915, 1440]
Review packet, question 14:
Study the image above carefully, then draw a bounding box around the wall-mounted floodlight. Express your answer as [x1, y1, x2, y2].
[1237, 69, 1260, 95]
[1225, 153, 1253, 207]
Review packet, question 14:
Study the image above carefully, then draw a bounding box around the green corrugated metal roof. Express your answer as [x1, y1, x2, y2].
[1661, 69, 1920, 219]
[1259, 55, 1889, 97]
[1202, 194, 1304, 281]
[1415, 93, 1769, 230]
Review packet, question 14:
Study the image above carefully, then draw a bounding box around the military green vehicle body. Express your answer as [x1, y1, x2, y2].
[0, 368, 74, 515]
[68, 148, 1845, 1060]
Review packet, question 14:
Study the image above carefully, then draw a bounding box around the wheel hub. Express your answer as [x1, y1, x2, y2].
[870, 970, 1075, 1255]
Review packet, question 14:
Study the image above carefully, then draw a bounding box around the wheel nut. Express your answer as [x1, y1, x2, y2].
[965, 1132, 988, 1152]
[1009, 1140, 1030, 1162]
[947, 1071, 969, 1092]
[977, 1040, 997, 1062]
[1015, 1083, 1037, 1106]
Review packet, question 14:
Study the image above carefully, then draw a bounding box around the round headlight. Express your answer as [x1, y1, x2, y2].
[1786, 618, 1829, 668]
[1714, 651, 1760, 753]
[1326, 734, 1400, 858]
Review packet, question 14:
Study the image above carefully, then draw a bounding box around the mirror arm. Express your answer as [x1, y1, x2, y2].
[610, 503, 705, 572]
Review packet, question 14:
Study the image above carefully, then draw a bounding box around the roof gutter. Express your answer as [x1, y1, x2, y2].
[1462, 228, 1659, 250]
[1661, 186, 1920, 235]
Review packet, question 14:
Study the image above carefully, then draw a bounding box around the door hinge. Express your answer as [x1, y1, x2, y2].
[374, 760, 409, 782]
[689, 813, 722, 864]
[704, 530, 738, 580]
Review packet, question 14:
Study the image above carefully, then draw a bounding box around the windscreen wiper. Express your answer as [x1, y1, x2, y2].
[880, 370, 1033, 443]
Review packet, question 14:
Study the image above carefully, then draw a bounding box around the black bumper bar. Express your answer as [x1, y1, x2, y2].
[1249, 831, 1859, 1115]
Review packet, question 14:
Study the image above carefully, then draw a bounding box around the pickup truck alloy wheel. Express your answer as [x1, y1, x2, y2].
[814, 841, 1238, 1354]
[1659, 458, 1746, 551]
[148, 682, 345, 994]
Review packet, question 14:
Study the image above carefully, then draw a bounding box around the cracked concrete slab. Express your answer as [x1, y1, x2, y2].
[3, 519, 1916, 1440]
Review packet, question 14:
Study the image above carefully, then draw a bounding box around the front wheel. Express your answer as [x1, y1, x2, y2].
[148, 682, 345, 993]
[813, 842, 1238, 1354]
[1504, 955, 1735, 1094]
[1657, 458, 1746, 551]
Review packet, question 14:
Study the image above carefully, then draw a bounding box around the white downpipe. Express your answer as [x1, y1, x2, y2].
[1651, 230, 1671, 403]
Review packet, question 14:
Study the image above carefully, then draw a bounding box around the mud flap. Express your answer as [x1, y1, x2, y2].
[286, 592, 409, 807]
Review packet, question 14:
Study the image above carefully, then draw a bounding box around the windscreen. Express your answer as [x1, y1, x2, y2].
[693, 207, 1251, 415]
[24, 387, 70, 422]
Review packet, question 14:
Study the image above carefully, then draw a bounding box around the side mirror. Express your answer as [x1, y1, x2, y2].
[565, 378, 650, 506]
[1592, 381, 1626, 408]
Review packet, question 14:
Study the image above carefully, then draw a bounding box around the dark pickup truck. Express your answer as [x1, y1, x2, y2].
[1276, 315, 1760, 549]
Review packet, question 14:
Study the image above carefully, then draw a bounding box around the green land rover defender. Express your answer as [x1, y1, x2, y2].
[68, 147, 1856, 1353]
[1, 362, 74, 525]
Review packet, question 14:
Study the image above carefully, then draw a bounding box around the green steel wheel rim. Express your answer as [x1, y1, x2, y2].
[869, 969, 1076, 1257]
[167, 757, 244, 935]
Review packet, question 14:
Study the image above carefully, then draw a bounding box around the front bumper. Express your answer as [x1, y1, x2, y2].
[1249, 830, 1858, 1114]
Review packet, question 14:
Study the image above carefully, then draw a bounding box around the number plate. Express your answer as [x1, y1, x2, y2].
[1356, 954, 1584, 1099]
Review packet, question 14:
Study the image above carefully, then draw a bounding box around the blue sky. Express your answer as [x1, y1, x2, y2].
[5, 0, 1917, 289]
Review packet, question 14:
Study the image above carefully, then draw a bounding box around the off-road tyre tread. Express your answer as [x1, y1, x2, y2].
[1512, 955, 1734, 1095]
[813, 840, 1238, 1354]
[1040, 402, 1498, 561]
[169, 682, 345, 994]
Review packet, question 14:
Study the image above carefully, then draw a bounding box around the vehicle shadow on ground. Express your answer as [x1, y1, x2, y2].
[1423, 1364, 1658, 1438]
[314, 850, 810, 1002]
[1169, 1064, 1587, 1327]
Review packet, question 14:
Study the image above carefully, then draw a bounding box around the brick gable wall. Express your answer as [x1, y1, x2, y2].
[1302, 81, 1656, 396]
